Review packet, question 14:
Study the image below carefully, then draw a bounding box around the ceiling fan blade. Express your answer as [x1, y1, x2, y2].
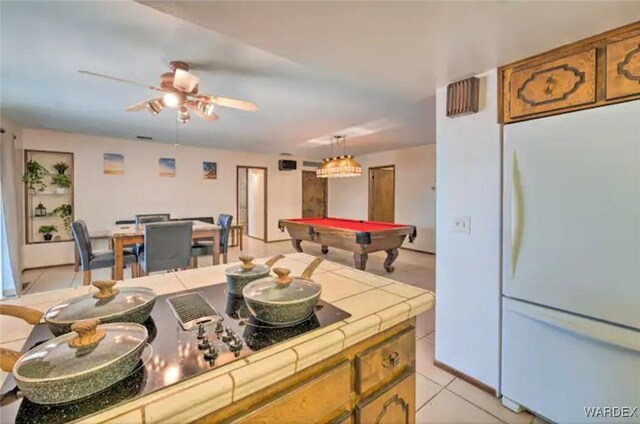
[199, 95, 257, 111]
[186, 101, 219, 121]
[78, 70, 165, 92]
[173, 69, 200, 93]
[125, 98, 161, 112]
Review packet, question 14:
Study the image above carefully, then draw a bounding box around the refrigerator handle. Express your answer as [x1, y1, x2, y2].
[511, 150, 524, 277]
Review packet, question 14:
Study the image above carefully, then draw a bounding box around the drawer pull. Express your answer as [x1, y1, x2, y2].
[544, 73, 554, 98]
[382, 352, 400, 368]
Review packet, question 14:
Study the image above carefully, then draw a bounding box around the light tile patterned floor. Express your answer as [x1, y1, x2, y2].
[19, 237, 542, 423]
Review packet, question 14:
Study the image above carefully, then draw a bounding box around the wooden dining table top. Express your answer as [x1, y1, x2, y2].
[109, 220, 221, 238]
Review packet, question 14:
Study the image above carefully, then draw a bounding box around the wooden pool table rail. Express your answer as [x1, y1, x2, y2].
[278, 219, 417, 272]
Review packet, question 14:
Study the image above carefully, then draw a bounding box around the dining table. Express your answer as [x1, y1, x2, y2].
[109, 220, 221, 280]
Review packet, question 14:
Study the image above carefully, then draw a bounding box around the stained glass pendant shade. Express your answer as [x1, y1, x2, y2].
[316, 136, 362, 178]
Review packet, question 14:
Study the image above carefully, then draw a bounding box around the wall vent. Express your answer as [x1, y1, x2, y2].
[136, 135, 153, 140]
[303, 161, 322, 168]
[446, 77, 480, 117]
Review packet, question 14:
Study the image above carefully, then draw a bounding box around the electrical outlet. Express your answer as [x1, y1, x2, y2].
[453, 216, 471, 233]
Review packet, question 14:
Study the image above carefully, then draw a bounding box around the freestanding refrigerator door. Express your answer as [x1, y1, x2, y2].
[503, 100, 640, 329]
[502, 298, 640, 424]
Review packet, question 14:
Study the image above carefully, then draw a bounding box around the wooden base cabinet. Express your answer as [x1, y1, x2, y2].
[355, 372, 416, 424]
[196, 320, 417, 424]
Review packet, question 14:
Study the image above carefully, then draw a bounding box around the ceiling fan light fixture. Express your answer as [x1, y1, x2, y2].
[178, 106, 190, 124]
[198, 101, 216, 117]
[163, 92, 184, 108]
[146, 98, 164, 115]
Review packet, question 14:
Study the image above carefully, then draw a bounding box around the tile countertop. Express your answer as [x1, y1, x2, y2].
[0, 253, 434, 424]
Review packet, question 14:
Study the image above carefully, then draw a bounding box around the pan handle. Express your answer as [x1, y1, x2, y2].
[0, 304, 44, 325]
[264, 254, 285, 268]
[0, 347, 21, 373]
[301, 257, 323, 279]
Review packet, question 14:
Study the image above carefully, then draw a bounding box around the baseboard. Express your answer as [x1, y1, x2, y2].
[400, 246, 435, 255]
[434, 359, 497, 397]
[22, 262, 75, 271]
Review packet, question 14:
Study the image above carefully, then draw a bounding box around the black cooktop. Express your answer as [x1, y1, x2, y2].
[0, 283, 350, 424]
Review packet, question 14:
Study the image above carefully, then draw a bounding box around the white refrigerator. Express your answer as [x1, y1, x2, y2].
[501, 100, 640, 423]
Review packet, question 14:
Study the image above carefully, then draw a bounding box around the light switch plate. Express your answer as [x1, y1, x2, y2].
[453, 216, 471, 233]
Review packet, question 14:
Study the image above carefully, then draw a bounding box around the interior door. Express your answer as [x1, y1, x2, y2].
[302, 171, 327, 218]
[369, 166, 395, 222]
[503, 101, 640, 329]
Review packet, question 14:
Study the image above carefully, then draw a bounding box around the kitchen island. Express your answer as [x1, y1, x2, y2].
[0, 253, 434, 424]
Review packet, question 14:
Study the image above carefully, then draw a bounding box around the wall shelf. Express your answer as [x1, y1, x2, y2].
[24, 149, 75, 244]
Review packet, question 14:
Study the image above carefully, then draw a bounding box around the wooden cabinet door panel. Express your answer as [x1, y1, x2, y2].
[606, 35, 640, 100]
[355, 327, 415, 395]
[235, 361, 351, 424]
[509, 49, 596, 118]
[356, 372, 415, 424]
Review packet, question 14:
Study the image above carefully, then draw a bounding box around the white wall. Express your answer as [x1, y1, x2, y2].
[328, 144, 436, 253]
[434, 70, 502, 392]
[20, 128, 304, 268]
[247, 168, 265, 239]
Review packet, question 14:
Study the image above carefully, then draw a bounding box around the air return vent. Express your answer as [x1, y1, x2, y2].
[446, 77, 480, 117]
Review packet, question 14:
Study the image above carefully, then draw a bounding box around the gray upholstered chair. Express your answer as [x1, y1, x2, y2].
[135, 213, 170, 225]
[72, 220, 138, 285]
[191, 214, 233, 266]
[139, 221, 193, 276]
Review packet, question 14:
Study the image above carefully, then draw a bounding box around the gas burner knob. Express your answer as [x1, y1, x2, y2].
[198, 336, 211, 351]
[221, 327, 235, 343]
[196, 323, 207, 340]
[214, 320, 224, 338]
[204, 345, 218, 362]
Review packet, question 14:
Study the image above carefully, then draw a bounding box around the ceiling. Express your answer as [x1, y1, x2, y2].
[144, 1, 640, 100]
[2, 1, 640, 158]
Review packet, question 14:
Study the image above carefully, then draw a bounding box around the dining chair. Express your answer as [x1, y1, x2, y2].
[135, 213, 170, 225]
[191, 214, 233, 267]
[72, 220, 138, 285]
[139, 221, 193, 276]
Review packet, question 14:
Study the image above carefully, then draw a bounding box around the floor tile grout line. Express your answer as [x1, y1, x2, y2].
[445, 387, 513, 424]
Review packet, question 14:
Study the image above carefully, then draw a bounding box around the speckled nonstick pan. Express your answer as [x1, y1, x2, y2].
[0, 319, 148, 405]
[225, 255, 285, 296]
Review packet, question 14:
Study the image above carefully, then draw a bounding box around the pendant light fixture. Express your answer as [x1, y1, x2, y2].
[316, 135, 362, 178]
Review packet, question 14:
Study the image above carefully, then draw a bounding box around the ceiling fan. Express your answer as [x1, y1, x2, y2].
[78, 61, 257, 124]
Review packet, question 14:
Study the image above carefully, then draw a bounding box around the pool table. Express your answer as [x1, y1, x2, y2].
[278, 217, 417, 272]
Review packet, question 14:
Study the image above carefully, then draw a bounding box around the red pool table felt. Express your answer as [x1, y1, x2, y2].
[288, 217, 408, 232]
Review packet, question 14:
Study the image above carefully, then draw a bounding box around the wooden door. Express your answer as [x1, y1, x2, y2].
[302, 171, 327, 218]
[369, 166, 395, 222]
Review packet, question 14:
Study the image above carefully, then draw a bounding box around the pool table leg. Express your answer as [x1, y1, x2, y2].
[354, 253, 368, 271]
[291, 238, 303, 252]
[384, 248, 399, 272]
[321, 245, 329, 254]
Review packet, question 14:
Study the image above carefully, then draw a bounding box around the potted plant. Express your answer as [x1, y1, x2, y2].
[53, 161, 70, 175]
[39, 225, 58, 241]
[51, 173, 72, 194]
[23, 160, 48, 193]
[51, 204, 72, 235]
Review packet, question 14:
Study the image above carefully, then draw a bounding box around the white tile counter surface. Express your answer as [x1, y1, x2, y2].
[0, 253, 434, 424]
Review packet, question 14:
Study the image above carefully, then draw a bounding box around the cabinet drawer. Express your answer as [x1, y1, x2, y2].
[606, 34, 640, 100]
[234, 361, 351, 424]
[508, 49, 596, 119]
[355, 327, 415, 395]
[355, 371, 415, 424]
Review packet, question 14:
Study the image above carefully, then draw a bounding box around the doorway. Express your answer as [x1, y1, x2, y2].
[237, 166, 268, 241]
[302, 171, 328, 218]
[368, 165, 395, 222]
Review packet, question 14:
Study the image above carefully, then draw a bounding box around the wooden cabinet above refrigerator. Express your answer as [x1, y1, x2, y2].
[499, 21, 640, 124]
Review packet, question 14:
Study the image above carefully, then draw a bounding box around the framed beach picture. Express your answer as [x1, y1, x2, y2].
[159, 158, 176, 177]
[104, 153, 124, 175]
[203, 162, 217, 180]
